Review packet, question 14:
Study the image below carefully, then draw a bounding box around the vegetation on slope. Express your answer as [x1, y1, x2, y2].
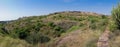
[109, 4, 120, 47]
[0, 36, 31, 47]
[0, 11, 109, 47]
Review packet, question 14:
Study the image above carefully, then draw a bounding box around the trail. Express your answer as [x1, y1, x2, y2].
[97, 28, 110, 47]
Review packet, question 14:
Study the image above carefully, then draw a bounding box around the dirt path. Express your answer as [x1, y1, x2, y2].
[97, 29, 110, 47]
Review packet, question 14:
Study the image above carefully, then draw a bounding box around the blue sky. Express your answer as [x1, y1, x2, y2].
[0, 0, 117, 21]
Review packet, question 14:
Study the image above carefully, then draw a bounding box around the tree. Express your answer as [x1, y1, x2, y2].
[112, 4, 120, 29]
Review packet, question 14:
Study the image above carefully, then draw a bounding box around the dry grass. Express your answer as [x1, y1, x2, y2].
[55, 29, 102, 47]
[109, 33, 120, 47]
[0, 36, 32, 47]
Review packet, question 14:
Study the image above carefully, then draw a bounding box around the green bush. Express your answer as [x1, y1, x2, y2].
[54, 26, 65, 37]
[67, 26, 80, 32]
[34, 23, 44, 31]
[47, 22, 55, 27]
[26, 32, 50, 44]
[112, 4, 120, 29]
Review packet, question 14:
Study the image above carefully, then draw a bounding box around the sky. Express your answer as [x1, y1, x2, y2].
[0, 0, 118, 21]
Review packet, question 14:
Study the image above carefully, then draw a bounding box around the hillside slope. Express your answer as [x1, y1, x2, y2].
[0, 11, 110, 47]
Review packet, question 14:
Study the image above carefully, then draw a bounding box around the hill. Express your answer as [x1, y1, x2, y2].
[0, 11, 116, 47]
